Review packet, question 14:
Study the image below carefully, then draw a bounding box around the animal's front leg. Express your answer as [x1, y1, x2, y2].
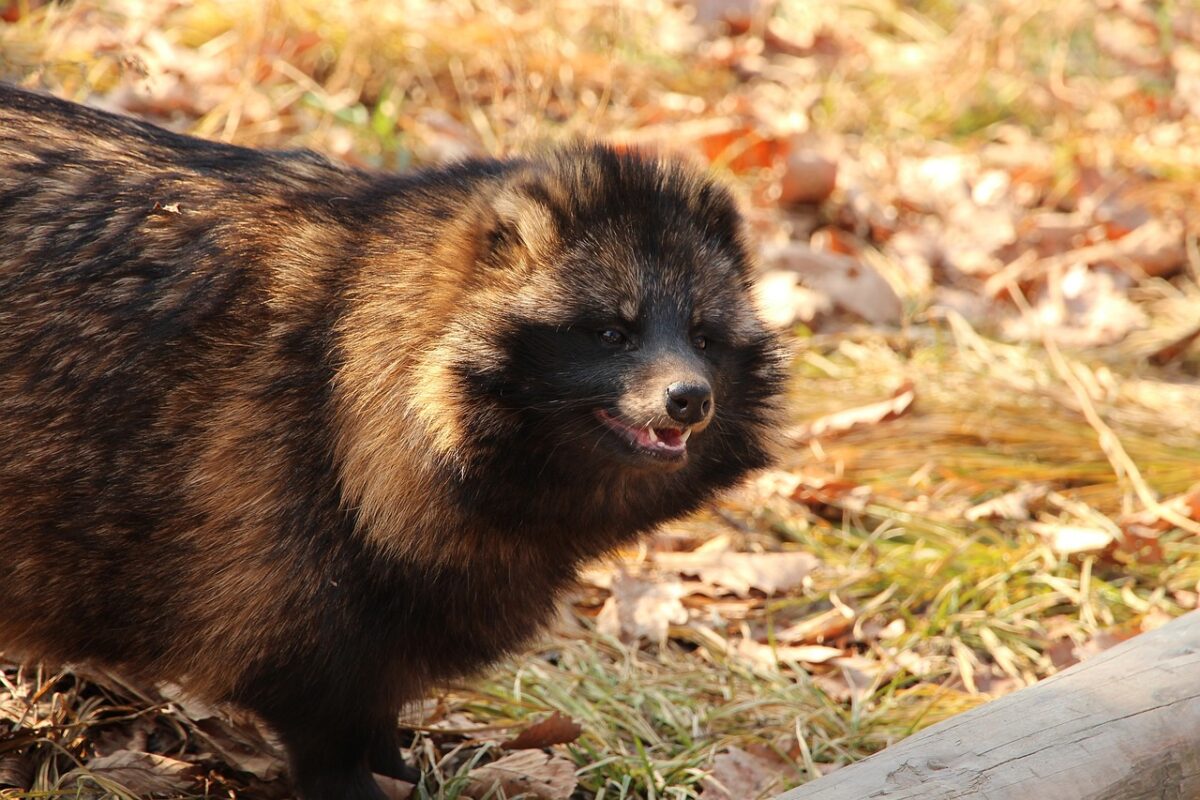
[276, 719, 389, 800]
[368, 719, 423, 783]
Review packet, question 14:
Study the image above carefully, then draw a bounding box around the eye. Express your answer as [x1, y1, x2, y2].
[692, 333, 708, 350]
[599, 328, 627, 347]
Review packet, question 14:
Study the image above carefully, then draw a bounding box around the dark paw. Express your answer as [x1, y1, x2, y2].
[368, 725, 422, 783]
[294, 766, 390, 800]
[370, 749, 423, 783]
[375, 761, 423, 784]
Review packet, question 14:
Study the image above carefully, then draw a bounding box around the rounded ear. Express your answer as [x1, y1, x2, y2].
[480, 170, 562, 265]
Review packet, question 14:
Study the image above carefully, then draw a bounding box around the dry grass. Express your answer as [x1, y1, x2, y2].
[3, 0, 1200, 797]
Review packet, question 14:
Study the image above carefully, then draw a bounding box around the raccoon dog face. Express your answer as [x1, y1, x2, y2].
[453, 146, 785, 509]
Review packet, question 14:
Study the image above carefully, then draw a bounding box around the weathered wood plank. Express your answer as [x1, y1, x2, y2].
[777, 609, 1200, 800]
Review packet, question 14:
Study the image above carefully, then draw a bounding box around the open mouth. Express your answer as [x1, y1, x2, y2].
[594, 409, 691, 462]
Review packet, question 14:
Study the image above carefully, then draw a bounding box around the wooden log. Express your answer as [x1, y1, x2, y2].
[776, 609, 1200, 800]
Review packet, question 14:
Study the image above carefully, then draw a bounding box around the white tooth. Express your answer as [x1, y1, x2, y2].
[680, 429, 691, 443]
[646, 427, 659, 444]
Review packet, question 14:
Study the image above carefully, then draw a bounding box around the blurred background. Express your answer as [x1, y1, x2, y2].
[2, 1, 1200, 798]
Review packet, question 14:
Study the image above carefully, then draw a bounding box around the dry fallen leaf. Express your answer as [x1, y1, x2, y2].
[1030, 522, 1115, 555]
[789, 381, 915, 442]
[965, 483, 1049, 522]
[896, 154, 974, 212]
[628, 118, 788, 173]
[775, 607, 855, 644]
[700, 745, 794, 800]
[0, 754, 32, 791]
[732, 638, 844, 668]
[157, 682, 285, 780]
[779, 148, 838, 205]
[829, 655, 889, 704]
[467, 750, 577, 800]
[754, 269, 834, 328]
[596, 573, 689, 644]
[1120, 484, 1200, 537]
[502, 711, 583, 750]
[1110, 217, 1186, 277]
[92, 715, 163, 760]
[67, 751, 196, 795]
[695, 123, 786, 172]
[1002, 263, 1146, 347]
[1020, 211, 1098, 256]
[653, 551, 819, 597]
[777, 644, 844, 663]
[884, 228, 937, 292]
[941, 205, 1017, 278]
[409, 109, 485, 164]
[1050, 625, 1141, 670]
[0, 693, 24, 724]
[762, 241, 903, 325]
[690, 0, 764, 30]
[375, 774, 415, 800]
[787, 471, 872, 515]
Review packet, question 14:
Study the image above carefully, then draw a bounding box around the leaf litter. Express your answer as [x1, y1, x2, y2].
[3, 0, 1200, 797]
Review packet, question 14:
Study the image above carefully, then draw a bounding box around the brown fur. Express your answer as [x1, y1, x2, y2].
[0, 84, 785, 798]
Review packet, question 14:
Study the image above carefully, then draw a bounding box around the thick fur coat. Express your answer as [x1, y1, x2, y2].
[0, 84, 786, 799]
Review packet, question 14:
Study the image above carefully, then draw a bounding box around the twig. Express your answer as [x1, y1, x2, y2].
[992, 279, 1200, 535]
[1043, 336, 1200, 535]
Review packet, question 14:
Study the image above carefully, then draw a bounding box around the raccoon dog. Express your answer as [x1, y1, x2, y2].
[0, 84, 786, 800]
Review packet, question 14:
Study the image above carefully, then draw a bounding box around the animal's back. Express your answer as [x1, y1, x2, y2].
[0, 86, 557, 696]
[0, 86, 361, 683]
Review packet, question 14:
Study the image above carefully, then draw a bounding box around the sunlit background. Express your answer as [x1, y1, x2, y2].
[3, 1, 1200, 797]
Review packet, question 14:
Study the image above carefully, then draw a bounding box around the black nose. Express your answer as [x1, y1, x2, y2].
[665, 382, 713, 425]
